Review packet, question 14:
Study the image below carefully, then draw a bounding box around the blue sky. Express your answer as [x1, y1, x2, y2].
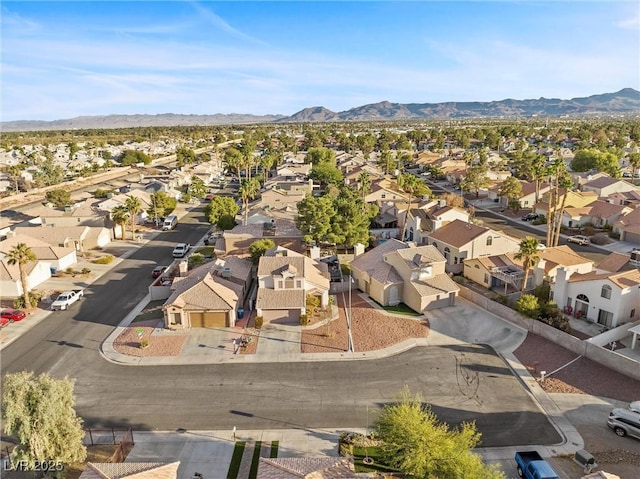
[2, 1, 639, 121]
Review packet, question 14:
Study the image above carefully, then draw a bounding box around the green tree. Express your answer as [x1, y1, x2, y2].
[5, 243, 36, 309]
[224, 147, 244, 181]
[45, 189, 72, 207]
[205, 196, 240, 226]
[188, 176, 207, 198]
[331, 188, 377, 248]
[176, 147, 196, 166]
[217, 214, 237, 230]
[461, 164, 490, 198]
[111, 205, 130, 240]
[306, 147, 335, 165]
[516, 294, 540, 318]
[357, 171, 372, 206]
[249, 239, 276, 264]
[2, 372, 86, 471]
[34, 158, 64, 187]
[515, 237, 541, 292]
[239, 177, 261, 225]
[571, 148, 620, 177]
[498, 177, 523, 210]
[296, 195, 336, 244]
[628, 152, 640, 176]
[309, 161, 343, 186]
[121, 149, 151, 165]
[124, 195, 143, 240]
[376, 387, 504, 479]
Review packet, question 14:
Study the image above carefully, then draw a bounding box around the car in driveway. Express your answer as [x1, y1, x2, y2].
[567, 235, 590, 245]
[152, 265, 167, 278]
[1, 308, 26, 324]
[521, 213, 539, 221]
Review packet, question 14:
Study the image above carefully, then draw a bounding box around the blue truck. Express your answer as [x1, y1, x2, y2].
[515, 451, 559, 479]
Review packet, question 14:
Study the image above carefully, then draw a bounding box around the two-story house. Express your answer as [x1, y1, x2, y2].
[255, 247, 330, 324]
[424, 220, 521, 274]
[404, 200, 470, 245]
[350, 239, 459, 313]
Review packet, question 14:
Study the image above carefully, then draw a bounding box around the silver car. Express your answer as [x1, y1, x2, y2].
[567, 235, 590, 245]
[608, 408, 640, 439]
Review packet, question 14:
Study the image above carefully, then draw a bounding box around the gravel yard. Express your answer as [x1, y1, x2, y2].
[301, 294, 429, 353]
[113, 320, 187, 357]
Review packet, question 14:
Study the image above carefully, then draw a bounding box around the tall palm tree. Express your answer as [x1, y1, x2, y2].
[5, 243, 36, 308]
[111, 205, 130, 240]
[239, 178, 260, 226]
[515, 237, 541, 292]
[357, 171, 371, 205]
[552, 172, 574, 247]
[398, 174, 427, 241]
[124, 195, 143, 240]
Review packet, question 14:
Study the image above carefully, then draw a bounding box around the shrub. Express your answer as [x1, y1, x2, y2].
[139, 339, 149, 349]
[533, 283, 550, 303]
[81, 267, 91, 275]
[91, 255, 115, 264]
[583, 225, 595, 236]
[306, 294, 320, 315]
[187, 253, 205, 269]
[515, 294, 540, 318]
[254, 316, 264, 329]
[590, 235, 610, 245]
[13, 292, 41, 309]
[493, 294, 508, 305]
[299, 313, 309, 326]
[65, 267, 74, 275]
[603, 223, 613, 231]
[608, 231, 620, 240]
[538, 308, 571, 333]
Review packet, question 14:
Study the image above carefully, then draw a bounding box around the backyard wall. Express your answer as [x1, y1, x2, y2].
[458, 284, 640, 381]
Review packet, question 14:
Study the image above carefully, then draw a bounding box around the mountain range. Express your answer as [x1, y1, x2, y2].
[2, 88, 638, 132]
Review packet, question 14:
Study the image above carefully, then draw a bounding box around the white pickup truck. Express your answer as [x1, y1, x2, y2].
[51, 290, 84, 311]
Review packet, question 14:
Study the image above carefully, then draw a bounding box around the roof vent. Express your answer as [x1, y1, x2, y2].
[220, 267, 232, 278]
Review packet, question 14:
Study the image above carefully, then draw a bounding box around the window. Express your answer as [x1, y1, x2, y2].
[296, 280, 302, 288]
[486, 236, 493, 246]
[432, 242, 438, 249]
[443, 247, 450, 262]
[454, 257, 459, 264]
[484, 274, 489, 284]
[601, 285, 612, 299]
[474, 264, 480, 269]
[381, 193, 386, 199]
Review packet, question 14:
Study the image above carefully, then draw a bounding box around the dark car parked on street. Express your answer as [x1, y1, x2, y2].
[521, 213, 539, 221]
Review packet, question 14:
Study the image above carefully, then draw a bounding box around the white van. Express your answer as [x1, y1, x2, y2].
[162, 215, 178, 231]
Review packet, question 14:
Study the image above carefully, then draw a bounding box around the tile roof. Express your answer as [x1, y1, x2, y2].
[407, 272, 460, 297]
[538, 245, 593, 271]
[597, 252, 633, 273]
[394, 245, 446, 265]
[0, 259, 38, 281]
[427, 219, 488, 248]
[226, 218, 302, 238]
[13, 225, 91, 245]
[350, 239, 407, 275]
[586, 200, 629, 218]
[583, 176, 623, 189]
[258, 255, 329, 288]
[567, 269, 640, 289]
[80, 462, 179, 479]
[257, 457, 356, 479]
[256, 288, 306, 309]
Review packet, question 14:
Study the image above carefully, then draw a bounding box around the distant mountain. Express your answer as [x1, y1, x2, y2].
[2, 89, 638, 132]
[1, 113, 286, 132]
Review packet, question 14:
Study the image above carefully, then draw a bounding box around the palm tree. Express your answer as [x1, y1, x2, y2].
[357, 171, 371, 205]
[5, 243, 36, 308]
[515, 237, 541, 293]
[398, 174, 428, 241]
[124, 195, 143, 240]
[552, 172, 574, 247]
[111, 205, 130, 240]
[238, 178, 260, 226]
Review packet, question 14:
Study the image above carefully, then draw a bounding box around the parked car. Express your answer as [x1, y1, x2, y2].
[0, 316, 10, 328]
[607, 408, 640, 439]
[51, 290, 84, 311]
[514, 451, 559, 479]
[152, 265, 167, 278]
[203, 231, 222, 245]
[521, 213, 539, 221]
[1, 308, 26, 324]
[567, 235, 590, 246]
[172, 243, 191, 258]
[629, 401, 640, 414]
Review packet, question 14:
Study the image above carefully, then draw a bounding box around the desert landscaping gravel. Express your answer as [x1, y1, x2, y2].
[114, 320, 187, 357]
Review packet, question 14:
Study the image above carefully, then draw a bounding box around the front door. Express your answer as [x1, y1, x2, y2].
[598, 309, 613, 328]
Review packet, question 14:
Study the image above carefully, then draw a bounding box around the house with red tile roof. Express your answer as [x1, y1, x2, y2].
[79, 462, 179, 479]
[350, 239, 459, 313]
[561, 200, 632, 228]
[256, 247, 330, 324]
[257, 456, 357, 478]
[613, 207, 640, 243]
[424, 220, 521, 274]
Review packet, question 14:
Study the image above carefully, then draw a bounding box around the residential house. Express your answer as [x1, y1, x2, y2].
[364, 178, 412, 203]
[163, 256, 252, 329]
[13, 225, 111, 251]
[79, 462, 179, 479]
[533, 190, 599, 219]
[570, 171, 609, 188]
[275, 163, 312, 180]
[607, 189, 640, 208]
[464, 254, 527, 293]
[37, 199, 105, 228]
[425, 219, 521, 274]
[257, 457, 357, 479]
[613, 207, 640, 243]
[97, 189, 153, 224]
[551, 267, 640, 329]
[535, 246, 594, 283]
[350, 239, 459, 312]
[596, 251, 640, 273]
[255, 247, 330, 324]
[404, 200, 470, 245]
[582, 176, 638, 197]
[561, 200, 632, 228]
[0, 233, 77, 273]
[487, 180, 552, 208]
[220, 219, 305, 257]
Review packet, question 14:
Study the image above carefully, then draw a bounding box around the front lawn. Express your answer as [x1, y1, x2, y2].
[353, 446, 399, 474]
[382, 302, 421, 316]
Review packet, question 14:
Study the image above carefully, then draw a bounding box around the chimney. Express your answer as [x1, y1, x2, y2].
[310, 246, 321, 260]
[438, 199, 446, 208]
[353, 243, 365, 258]
[178, 260, 188, 277]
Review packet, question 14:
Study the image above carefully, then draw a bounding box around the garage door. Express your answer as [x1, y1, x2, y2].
[263, 309, 300, 325]
[190, 311, 226, 328]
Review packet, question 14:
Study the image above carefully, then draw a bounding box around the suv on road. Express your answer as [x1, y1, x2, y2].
[608, 408, 640, 439]
[567, 235, 590, 246]
[172, 243, 191, 258]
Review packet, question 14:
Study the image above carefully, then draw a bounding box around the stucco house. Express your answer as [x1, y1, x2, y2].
[0, 233, 77, 273]
[581, 176, 638, 197]
[37, 199, 105, 228]
[613, 207, 640, 243]
[533, 190, 598, 219]
[220, 219, 305, 257]
[13, 225, 111, 251]
[255, 247, 330, 324]
[487, 180, 552, 208]
[560, 200, 632, 228]
[551, 267, 640, 329]
[404, 200, 470, 244]
[163, 256, 252, 329]
[350, 239, 459, 313]
[424, 220, 521, 274]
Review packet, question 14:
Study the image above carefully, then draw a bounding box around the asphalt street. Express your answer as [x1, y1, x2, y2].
[0, 206, 560, 448]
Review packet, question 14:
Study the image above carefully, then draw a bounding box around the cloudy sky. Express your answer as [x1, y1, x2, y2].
[2, 1, 639, 121]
